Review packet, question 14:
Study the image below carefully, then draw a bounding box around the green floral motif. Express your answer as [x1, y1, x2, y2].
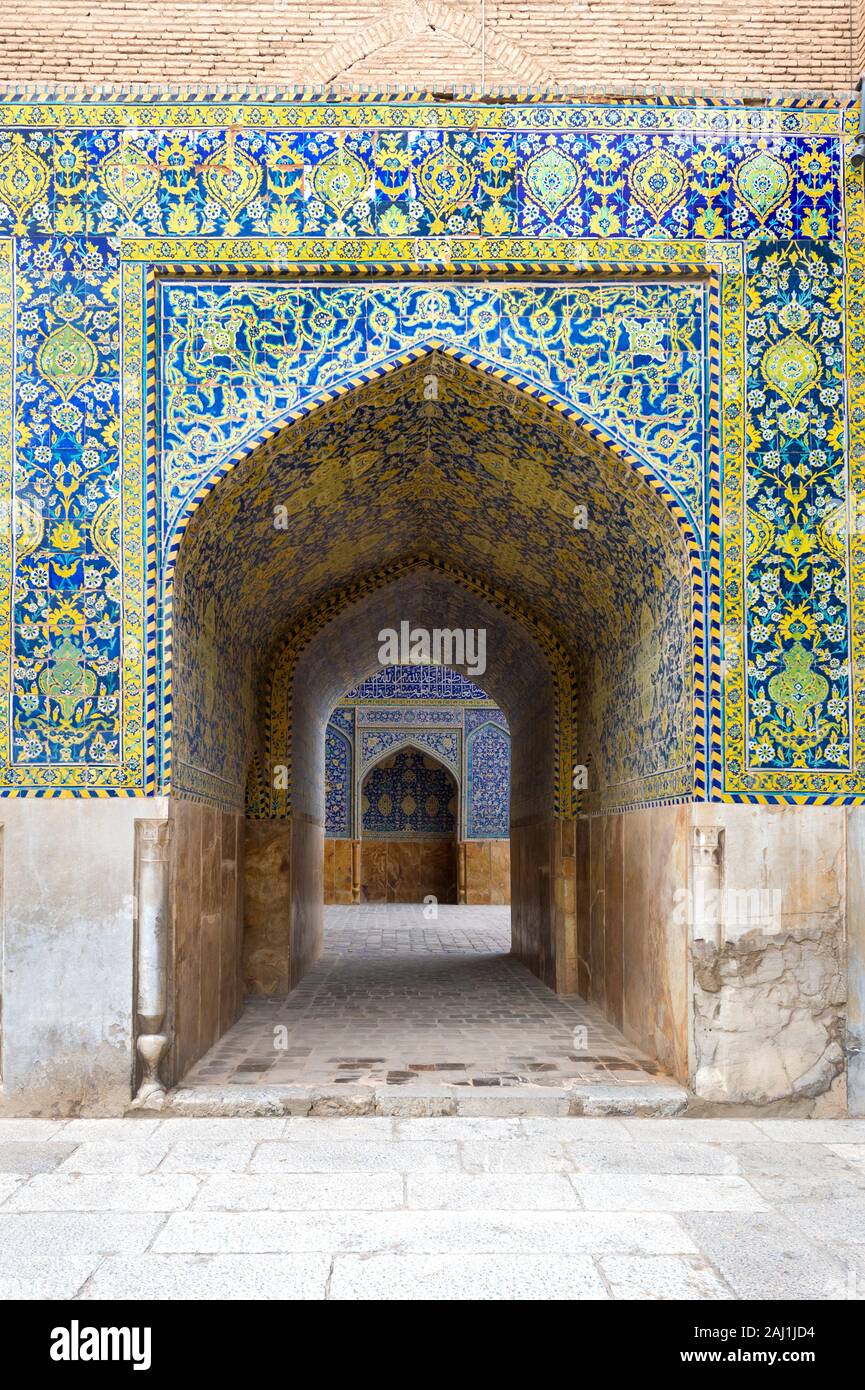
[36, 322, 96, 400]
[734, 147, 791, 224]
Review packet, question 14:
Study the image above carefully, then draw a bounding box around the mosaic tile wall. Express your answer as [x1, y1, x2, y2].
[0, 94, 858, 806]
[324, 719, 352, 836]
[323, 666, 510, 839]
[361, 747, 457, 838]
[466, 718, 512, 839]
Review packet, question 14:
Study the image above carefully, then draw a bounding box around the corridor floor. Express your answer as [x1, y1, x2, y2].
[181, 905, 682, 1102]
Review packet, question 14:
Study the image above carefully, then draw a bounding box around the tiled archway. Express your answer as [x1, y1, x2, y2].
[166, 350, 696, 1089]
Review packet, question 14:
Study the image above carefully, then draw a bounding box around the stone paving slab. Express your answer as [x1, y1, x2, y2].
[679, 1211, 859, 1301]
[1, 1116, 864, 1300]
[192, 1174, 405, 1211]
[151, 1209, 699, 1256]
[78, 1254, 332, 1302]
[403, 1173, 581, 1209]
[569, 1174, 768, 1212]
[5, 1175, 200, 1212]
[598, 1254, 731, 1300]
[328, 1252, 609, 1301]
[0, 1212, 168, 1255]
[0, 1142, 79, 1174]
[0, 1256, 104, 1300]
[249, 1138, 463, 1173]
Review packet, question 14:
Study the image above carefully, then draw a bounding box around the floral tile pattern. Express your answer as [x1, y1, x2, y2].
[0, 93, 857, 803]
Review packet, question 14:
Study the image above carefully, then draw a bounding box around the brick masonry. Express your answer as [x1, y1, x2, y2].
[0, 0, 860, 93]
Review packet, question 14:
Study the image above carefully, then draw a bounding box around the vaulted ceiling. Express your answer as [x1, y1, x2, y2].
[174, 350, 688, 666]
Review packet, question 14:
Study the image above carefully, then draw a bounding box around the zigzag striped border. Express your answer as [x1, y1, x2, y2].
[705, 274, 724, 801]
[143, 269, 159, 795]
[0, 86, 846, 108]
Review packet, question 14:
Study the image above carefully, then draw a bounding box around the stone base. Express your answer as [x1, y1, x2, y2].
[460, 839, 510, 904]
[160, 1079, 688, 1118]
[359, 837, 457, 904]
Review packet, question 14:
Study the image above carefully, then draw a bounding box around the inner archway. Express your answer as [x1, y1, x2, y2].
[359, 743, 459, 904]
[322, 663, 512, 912]
[167, 350, 697, 1093]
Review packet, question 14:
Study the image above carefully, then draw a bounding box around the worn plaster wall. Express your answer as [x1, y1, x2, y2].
[690, 804, 847, 1113]
[0, 799, 167, 1116]
[572, 802, 848, 1106]
[847, 806, 865, 1115]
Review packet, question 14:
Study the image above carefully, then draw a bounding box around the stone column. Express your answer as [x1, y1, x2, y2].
[351, 838, 361, 904]
[131, 819, 171, 1108]
[457, 841, 467, 904]
[690, 825, 724, 945]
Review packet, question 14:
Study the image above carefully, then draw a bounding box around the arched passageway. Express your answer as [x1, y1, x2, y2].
[167, 352, 696, 1091]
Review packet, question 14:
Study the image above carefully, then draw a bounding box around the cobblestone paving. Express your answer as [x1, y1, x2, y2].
[1, 1116, 864, 1300]
[182, 905, 670, 1091]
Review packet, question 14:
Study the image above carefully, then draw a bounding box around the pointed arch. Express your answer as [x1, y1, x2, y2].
[163, 344, 706, 799]
[359, 740, 460, 840]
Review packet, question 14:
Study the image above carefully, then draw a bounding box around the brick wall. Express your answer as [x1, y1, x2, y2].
[0, 0, 856, 93]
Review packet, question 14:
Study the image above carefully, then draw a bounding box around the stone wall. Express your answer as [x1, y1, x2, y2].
[575, 805, 691, 1085]
[323, 836, 509, 903]
[361, 839, 457, 904]
[462, 839, 510, 905]
[323, 837, 355, 905]
[847, 806, 865, 1115]
[242, 816, 323, 997]
[572, 802, 849, 1108]
[169, 800, 244, 1085]
[0, 0, 854, 91]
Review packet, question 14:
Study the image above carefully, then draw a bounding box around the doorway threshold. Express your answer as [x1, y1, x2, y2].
[156, 1078, 688, 1118]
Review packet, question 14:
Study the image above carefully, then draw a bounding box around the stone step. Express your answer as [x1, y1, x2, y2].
[155, 1081, 689, 1120]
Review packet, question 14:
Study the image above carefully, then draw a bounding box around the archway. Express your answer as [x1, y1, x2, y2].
[359, 743, 459, 904]
[167, 351, 697, 1089]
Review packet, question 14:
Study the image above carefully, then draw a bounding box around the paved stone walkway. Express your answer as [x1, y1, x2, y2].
[181, 905, 676, 1100]
[1, 1116, 864, 1300]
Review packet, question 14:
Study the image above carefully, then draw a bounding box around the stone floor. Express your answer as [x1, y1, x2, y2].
[181, 905, 678, 1104]
[1, 1115, 864, 1300]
